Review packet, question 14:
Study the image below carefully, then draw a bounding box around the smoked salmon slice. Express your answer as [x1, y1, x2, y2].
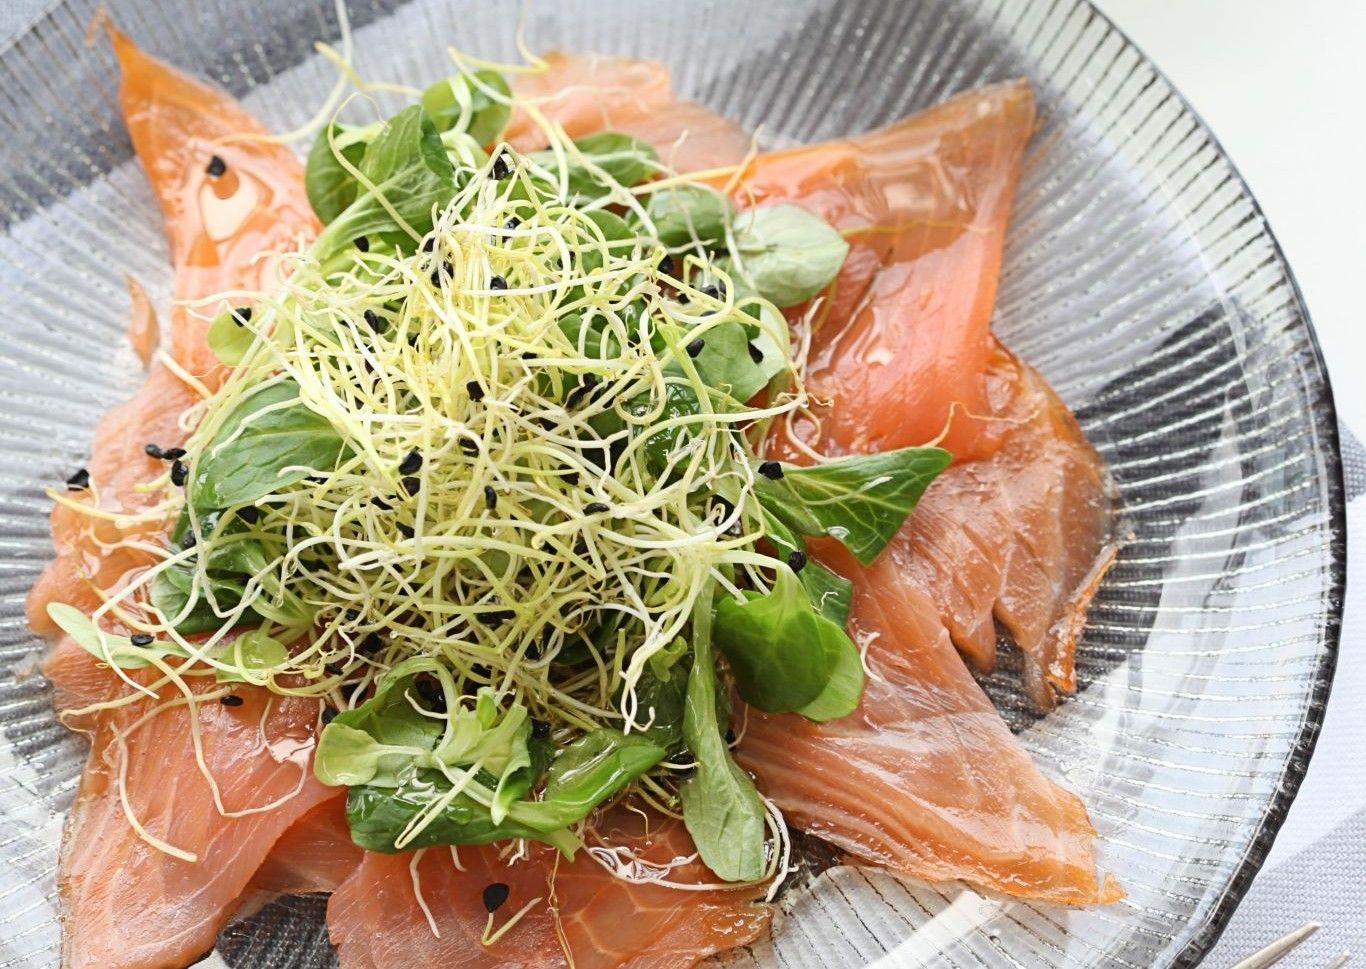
[252, 792, 361, 895]
[728, 86, 1117, 900]
[893, 347, 1117, 705]
[746, 80, 1035, 465]
[327, 811, 772, 969]
[109, 27, 319, 383]
[48, 639, 334, 969]
[28, 33, 332, 969]
[508, 52, 753, 173]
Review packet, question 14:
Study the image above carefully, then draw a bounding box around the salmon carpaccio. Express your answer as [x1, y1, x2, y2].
[29, 33, 1120, 969]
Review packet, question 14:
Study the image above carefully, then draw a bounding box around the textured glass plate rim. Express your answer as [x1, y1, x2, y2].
[0, 2, 1347, 965]
[1077, 8, 1349, 965]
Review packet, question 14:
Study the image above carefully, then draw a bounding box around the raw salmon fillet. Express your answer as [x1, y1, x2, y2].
[508, 52, 753, 173]
[327, 811, 772, 969]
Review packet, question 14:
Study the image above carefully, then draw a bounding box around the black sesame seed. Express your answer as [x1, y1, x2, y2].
[205, 155, 227, 178]
[459, 439, 480, 456]
[144, 443, 164, 459]
[757, 460, 784, 480]
[359, 632, 384, 654]
[658, 254, 675, 275]
[363, 309, 383, 332]
[584, 502, 610, 514]
[231, 306, 253, 326]
[686, 338, 705, 358]
[421, 237, 435, 253]
[700, 284, 721, 300]
[490, 153, 511, 180]
[747, 341, 764, 364]
[489, 275, 507, 291]
[504, 216, 521, 231]
[325, 662, 345, 676]
[66, 468, 90, 490]
[220, 694, 244, 707]
[482, 882, 510, 914]
[573, 538, 589, 557]
[372, 496, 393, 511]
[484, 485, 497, 510]
[161, 447, 187, 461]
[170, 460, 189, 487]
[181, 531, 197, 551]
[786, 550, 808, 573]
[401, 476, 421, 496]
[564, 471, 580, 487]
[466, 381, 485, 402]
[396, 522, 414, 539]
[129, 633, 154, 647]
[321, 707, 338, 725]
[725, 728, 737, 744]
[354, 236, 369, 252]
[235, 505, 261, 525]
[531, 718, 550, 739]
[398, 449, 423, 475]
[430, 268, 443, 287]
[486, 609, 516, 627]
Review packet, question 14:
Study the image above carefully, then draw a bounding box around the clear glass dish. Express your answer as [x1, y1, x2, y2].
[0, 0, 1343, 966]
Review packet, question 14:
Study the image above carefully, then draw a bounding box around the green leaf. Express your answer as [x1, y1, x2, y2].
[534, 132, 659, 201]
[617, 383, 701, 474]
[312, 106, 457, 263]
[214, 628, 289, 684]
[346, 777, 571, 853]
[679, 591, 767, 882]
[754, 446, 951, 565]
[150, 565, 257, 634]
[189, 378, 349, 510]
[732, 204, 849, 308]
[421, 70, 511, 145]
[507, 729, 664, 830]
[691, 321, 785, 404]
[206, 309, 256, 366]
[760, 507, 852, 627]
[47, 603, 184, 669]
[712, 567, 846, 712]
[304, 122, 371, 224]
[644, 185, 731, 248]
[797, 630, 864, 721]
[632, 638, 691, 750]
[491, 732, 553, 825]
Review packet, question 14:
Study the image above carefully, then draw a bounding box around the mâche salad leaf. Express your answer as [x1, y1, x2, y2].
[305, 122, 373, 225]
[679, 591, 768, 882]
[189, 378, 349, 510]
[421, 69, 511, 145]
[756, 446, 952, 565]
[732, 204, 850, 307]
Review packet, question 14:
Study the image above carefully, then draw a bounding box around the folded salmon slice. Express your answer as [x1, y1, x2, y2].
[327, 811, 772, 969]
[897, 346, 1117, 705]
[47, 639, 334, 969]
[252, 792, 361, 895]
[508, 52, 752, 173]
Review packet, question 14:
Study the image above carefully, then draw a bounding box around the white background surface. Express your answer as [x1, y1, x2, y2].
[1095, 0, 1366, 431]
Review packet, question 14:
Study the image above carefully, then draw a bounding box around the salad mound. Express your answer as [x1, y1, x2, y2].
[49, 63, 949, 885]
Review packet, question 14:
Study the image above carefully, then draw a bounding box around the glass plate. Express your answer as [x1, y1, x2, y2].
[0, 1, 1344, 966]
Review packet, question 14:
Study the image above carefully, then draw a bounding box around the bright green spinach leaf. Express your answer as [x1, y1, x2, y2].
[644, 185, 731, 248]
[304, 122, 371, 225]
[760, 507, 853, 628]
[312, 106, 457, 263]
